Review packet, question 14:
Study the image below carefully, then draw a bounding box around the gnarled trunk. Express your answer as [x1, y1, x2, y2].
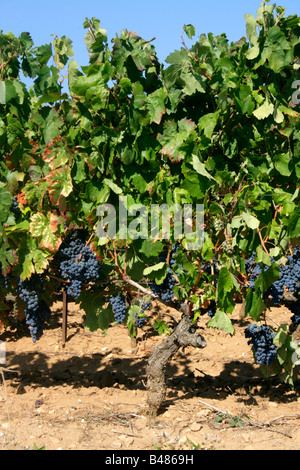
[146, 313, 207, 416]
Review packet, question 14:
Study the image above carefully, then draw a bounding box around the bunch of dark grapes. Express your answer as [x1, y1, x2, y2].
[135, 301, 151, 328]
[150, 243, 179, 303]
[268, 252, 299, 306]
[150, 268, 176, 303]
[17, 274, 51, 343]
[158, 242, 180, 266]
[245, 324, 277, 366]
[245, 252, 260, 290]
[207, 300, 217, 318]
[109, 294, 126, 323]
[10, 197, 21, 219]
[245, 247, 300, 306]
[56, 230, 101, 298]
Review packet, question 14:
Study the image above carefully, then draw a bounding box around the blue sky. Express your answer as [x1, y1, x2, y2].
[1, 0, 299, 69]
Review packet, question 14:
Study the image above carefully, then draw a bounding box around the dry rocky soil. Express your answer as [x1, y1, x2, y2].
[0, 298, 300, 451]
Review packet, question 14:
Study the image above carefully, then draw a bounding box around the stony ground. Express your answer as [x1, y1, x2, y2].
[0, 300, 300, 450]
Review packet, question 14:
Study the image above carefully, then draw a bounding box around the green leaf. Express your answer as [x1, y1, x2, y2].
[132, 82, 147, 109]
[42, 109, 63, 144]
[252, 99, 274, 120]
[246, 43, 260, 60]
[68, 59, 83, 90]
[192, 155, 215, 180]
[273, 324, 289, 349]
[245, 288, 266, 321]
[242, 211, 260, 230]
[208, 310, 234, 335]
[273, 153, 292, 176]
[79, 288, 113, 333]
[18, 237, 49, 279]
[217, 267, 234, 293]
[198, 111, 219, 138]
[131, 174, 147, 193]
[201, 234, 214, 261]
[234, 85, 255, 115]
[256, 245, 271, 266]
[244, 13, 258, 45]
[273, 105, 284, 124]
[158, 118, 196, 162]
[147, 88, 166, 124]
[103, 178, 123, 195]
[183, 24, 196, 39]
[288, 206, 300, 238]
[139, 239, 164, 258]
[260, 25, 292, 73]
[255, 262, 280, 295]
[0, 184, 12, 223]
[0, 79, 24, 104]
[164, 48, 206, 95]
[143, 262, 165, 276]
[119, 77, 132, 99]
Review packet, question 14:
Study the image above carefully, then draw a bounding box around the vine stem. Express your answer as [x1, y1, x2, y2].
[257, 227, 270, 255]
[181, 32, 212, 80]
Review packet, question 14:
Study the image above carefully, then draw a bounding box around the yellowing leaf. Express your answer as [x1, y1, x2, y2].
[253, 99, 274, 120]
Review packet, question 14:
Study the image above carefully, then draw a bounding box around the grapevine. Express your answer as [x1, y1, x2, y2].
[245, 324, 277, 366]
[0, 2, 299, 413]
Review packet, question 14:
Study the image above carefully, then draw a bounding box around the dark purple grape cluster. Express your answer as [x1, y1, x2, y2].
[273, 247, 300, 304]
[135, 300, 151, 328]
[109, 294, 126, 323]
[245, 324, 277, 366]
[56, 230, 101, 298]
[17, 274, 51, 343]
[150, 268, 176, 303]
[10, 197, 21, 219]
[150, 243, 179, 303]
[246, 247, 300, 327]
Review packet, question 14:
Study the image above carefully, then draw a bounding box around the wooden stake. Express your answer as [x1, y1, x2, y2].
[62, 288, 68, 347]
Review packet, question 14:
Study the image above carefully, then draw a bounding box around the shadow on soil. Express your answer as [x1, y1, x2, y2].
[3, 305, 300, 413]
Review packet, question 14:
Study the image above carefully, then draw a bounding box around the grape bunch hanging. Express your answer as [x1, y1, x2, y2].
[17, 274, 51, 343]
[150, 243, 179, 303]
[245, 324, 277, 366]
[56, 230, 101, 298]
[245, 247, 300, 327]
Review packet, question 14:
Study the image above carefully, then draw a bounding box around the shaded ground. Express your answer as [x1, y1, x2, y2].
[0, 300, 300, 450]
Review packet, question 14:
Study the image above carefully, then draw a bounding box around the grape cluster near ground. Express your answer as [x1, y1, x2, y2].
[245, 246, 300, 327]
[245, 323, 277, 366]
[135, 301, 151, 328]
[17, 274, 51, 343]
[109, 294, 127, 324]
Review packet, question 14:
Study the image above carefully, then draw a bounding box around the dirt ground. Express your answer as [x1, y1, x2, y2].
[0, 299, 300, 451]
